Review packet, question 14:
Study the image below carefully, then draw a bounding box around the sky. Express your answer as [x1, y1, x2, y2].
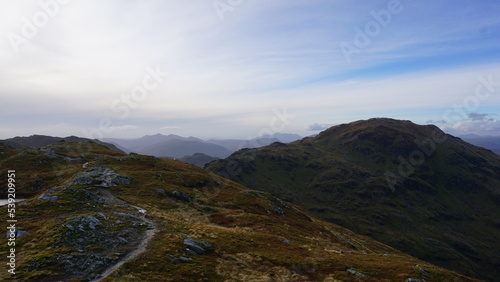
[1, 0, 500, 139]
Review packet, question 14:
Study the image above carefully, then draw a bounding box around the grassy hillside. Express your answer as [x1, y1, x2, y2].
[0, 139, 476, 281]
[207, 118, 500, 281]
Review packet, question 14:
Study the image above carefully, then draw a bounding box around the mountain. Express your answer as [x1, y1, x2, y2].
[261, 133, 303, 143]
[102, 133, 302, 158]
[462, 136, 500, 155]
[206, 138, 279, 152]
[207, 133, 302, 152]
[179, 153, 220, 167]
[5, 135, 125, 154]
[102, 134, 203, 152]
[0, 138, 474, 281]
[207, 118, 500, 281]
[138, 139, 232, 159]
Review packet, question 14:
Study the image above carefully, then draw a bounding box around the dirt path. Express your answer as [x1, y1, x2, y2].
[91, 188, 158, 282]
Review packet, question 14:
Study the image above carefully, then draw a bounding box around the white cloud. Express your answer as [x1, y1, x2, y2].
[161, 126, 181, 130]
[444, 119, 500, 136]
[0, 1, 499, 139]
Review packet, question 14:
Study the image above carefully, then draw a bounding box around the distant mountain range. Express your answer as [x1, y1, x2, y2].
[461, 135, 500, 155]
[3, 135, 124, 154]
[178, 153, 220, 168]
[207, 118, 500, 281]
[101, 133, 303, 164]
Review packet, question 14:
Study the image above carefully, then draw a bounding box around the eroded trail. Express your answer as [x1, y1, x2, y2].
[92, 188, 158, 282]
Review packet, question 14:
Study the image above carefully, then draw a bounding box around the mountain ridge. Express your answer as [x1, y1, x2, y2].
[207, 118, 500, 281]
[0, 138, 475, 281]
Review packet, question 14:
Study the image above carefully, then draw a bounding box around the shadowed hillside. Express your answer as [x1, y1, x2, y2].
[207, 118, 500, 281]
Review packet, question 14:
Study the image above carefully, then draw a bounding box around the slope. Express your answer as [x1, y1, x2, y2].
[0, 138, 475, 281]
[207, 118, 500, 281]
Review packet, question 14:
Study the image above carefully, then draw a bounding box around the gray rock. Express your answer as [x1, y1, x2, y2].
[69, 215, 102, 231]
[347, 267, 369, 277]
[272, 204, 284, 215]
[156, 189, 168, 198]
[112, 175, 132, 185]
[179, 256, 193, 262]
[71, 176, 94, 185]
[38, 193, 58, 201]
[406, 279, 423, 282]
[6, 228, 29, 238]
[68, 167, 132, 187]
[183, 238, 213, 255]
[172, 190, 191, 202]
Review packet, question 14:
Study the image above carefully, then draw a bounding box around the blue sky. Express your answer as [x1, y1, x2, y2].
[1, 0, 500, 139]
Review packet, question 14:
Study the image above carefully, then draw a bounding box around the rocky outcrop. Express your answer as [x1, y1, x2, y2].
[5, 228, 29, 238]
[68, 167, 132, 187]
[347, 267, 369, 277]
[183, 238, 213, 255]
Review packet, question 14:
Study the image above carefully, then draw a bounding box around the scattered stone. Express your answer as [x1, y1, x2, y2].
[203, 206, 218, 212]
[338, 236, 354, 246]
[38, 193, 58, 201]
[283, 239, 291, 244]
[179, 256, 193, 262]
[347, 267, 369, 277]
[156, 188, 168, 198]
[183, 238, 213, 255]
[172, 190, 191, 202]
[420, 269, 428, 275]
[6, 228, 29, 238]
[340, 250, 354, 254]
[406, 279, 423, 282]
[272, 204, 285, 215]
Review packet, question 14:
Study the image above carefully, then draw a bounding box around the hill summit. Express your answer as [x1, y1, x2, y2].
[207, 118, 500, 281]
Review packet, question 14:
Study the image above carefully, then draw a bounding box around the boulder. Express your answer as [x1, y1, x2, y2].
[68, 167, 132, 187]
[347, 267, 369, 277]
[6, 228, 29, 238]
[172, 190, 191, 202]
[38, 193, 58, 201]
[183, 238, 213, 255]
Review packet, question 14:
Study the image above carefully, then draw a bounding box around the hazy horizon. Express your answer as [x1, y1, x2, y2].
[1, 1, 500, 139]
